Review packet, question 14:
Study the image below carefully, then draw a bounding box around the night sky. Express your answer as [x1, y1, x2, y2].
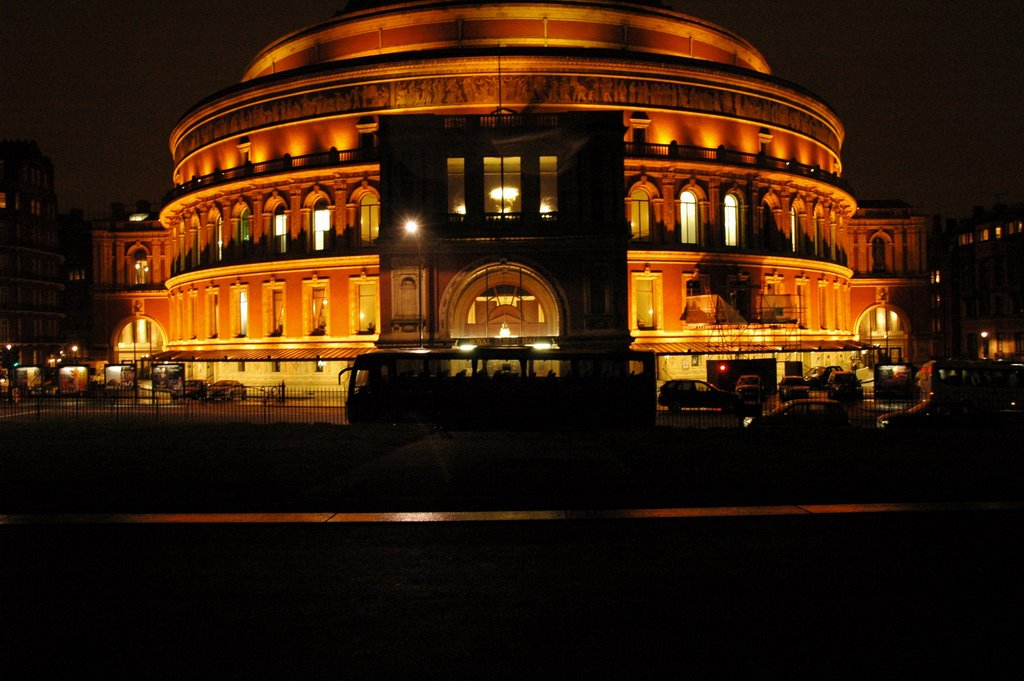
[3, 0, 1022, 219]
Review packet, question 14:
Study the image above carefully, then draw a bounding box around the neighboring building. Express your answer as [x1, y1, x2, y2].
[933, 204, 1024, 360]
[150, 0, 875, 388]
[847, 200, 932, 364]
[0, 140, 65, 373]
[86, 202, 173, 368]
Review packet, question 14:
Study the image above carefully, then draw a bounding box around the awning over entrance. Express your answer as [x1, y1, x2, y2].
[633, 339, 875, 355]
[150, 347, 371, 362]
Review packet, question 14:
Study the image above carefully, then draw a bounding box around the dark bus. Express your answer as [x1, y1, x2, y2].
[341, 347, 657, 428]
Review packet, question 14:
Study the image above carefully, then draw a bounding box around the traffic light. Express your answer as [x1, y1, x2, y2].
[717, 362, 729, 374]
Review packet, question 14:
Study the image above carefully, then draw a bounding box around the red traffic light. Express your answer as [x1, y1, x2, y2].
[717, 363, 729, 373]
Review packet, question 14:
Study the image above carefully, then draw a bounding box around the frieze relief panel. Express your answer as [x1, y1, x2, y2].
[174, 74, 840, 163]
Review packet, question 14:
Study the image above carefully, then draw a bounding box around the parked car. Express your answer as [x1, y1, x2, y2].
[805, 365, 842, 390]
[183, 379, 209, 400]
[734, 374, 763, 402]
[207, 379, 247, 400]
[876, 401, 1002, 430]
[743, 398, 849, 428]
[777, 375, 810, 402]
[826, 371, 863, 401]
[658, 379, 741, 413]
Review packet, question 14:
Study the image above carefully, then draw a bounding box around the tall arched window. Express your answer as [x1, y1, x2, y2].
[630, 189, 650, 241]
[132, 249, 150, 286]
[273, 205, 288, 254]
[679, 190, 698, 244]
[215, 216, 224, 261]
[313, 199, 331, 251]
[360, 194, 380, 244]
[790, 207, 799, 252]
[872, 236, 887, 273]
[723, 193, 739, 246]
[238, 207, 252, 244]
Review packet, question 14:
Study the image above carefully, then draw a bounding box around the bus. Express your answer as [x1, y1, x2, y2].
[341, 347, 657, 428]
[915, 359, 1024, 412]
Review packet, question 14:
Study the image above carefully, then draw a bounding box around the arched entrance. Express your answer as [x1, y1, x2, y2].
[856, 305, 908, 363]
[112, 316, 167, 365]
[445, 263, 561, 344]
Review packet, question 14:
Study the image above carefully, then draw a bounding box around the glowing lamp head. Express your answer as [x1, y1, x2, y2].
[404, 220, 419, 236]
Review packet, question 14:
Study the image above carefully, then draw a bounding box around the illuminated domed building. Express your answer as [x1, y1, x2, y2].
[151, 0, 879, 387]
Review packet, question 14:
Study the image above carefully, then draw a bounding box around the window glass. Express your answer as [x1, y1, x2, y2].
[484, 157, 521, 214]
[274, 206, 288, 254]
[630, 189, 650, 240]
[539, 156, 558, 216]
[313, 200, 331, 251]
[724, 194, 738, 246]
[679, 190, 698, 244]
[447, 158, 465, 215]
[360, 194, 380, 243]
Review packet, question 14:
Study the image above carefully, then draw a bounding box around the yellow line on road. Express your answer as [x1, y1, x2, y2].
[1, 501, 1021, 524]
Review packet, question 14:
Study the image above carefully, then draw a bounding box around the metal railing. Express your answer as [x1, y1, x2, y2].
[0, 385, 349, 425]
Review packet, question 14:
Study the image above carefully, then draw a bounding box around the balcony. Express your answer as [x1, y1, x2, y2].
[625, 142, 854, 194]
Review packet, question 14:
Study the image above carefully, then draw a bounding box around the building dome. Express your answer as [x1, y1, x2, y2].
[156, 0, 862, 387]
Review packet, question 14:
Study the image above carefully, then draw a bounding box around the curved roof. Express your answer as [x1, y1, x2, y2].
[240, 0, 771, 82]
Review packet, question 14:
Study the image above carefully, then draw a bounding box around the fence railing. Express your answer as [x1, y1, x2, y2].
[0, 386, 349, 426]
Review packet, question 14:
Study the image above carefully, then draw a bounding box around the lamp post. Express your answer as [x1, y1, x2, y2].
[404, 220, 423, 348]
[981, 330, 989, 359]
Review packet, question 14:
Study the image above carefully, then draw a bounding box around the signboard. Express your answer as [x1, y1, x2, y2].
[14, 366, 42, 394]
[104, 364, 136, 391]
[874, 363, 916, 400]
[58, 365, 90, 395]
[152, 363, 185, 398]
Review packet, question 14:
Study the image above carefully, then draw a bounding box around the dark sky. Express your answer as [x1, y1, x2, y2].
[3, 1, 1022, 219]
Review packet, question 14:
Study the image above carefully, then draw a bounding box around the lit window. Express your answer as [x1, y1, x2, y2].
[679, 190, 698, 244]
[239, 207, 252, 243]
[484, 157, 521, 215]
[539, 156, 558, 217]
[311, 287, 328, 335]
[360, 194, 380, 243]
[274, 206, 288, 254]
[356, 280, 378, 334]
[634, 276, 658, 329]
[724, 194, 739, 246]
[790, 207, 799, 252]
[630, 189, 651, 241]
[133, 250, 150, 286]
[447, 158, 465, 216]
[313, 200, 331, 251]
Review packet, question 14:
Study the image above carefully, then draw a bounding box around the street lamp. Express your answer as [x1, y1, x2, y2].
[404, 220, 423, 348]
[981, 330, 989, 359]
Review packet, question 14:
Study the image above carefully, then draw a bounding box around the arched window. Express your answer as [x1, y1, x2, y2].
[215, 216, 224, 261]
[723, 193, 739, 246]
[630, 189, 650, 241]
[238, 207, 252, 244]
[273, 204, 288, 254]
[872, 236, 887, 273]
[132, 249, 150, 286]
[790, 207, 799, 252]
[679, 190, 698, 244]
[313, 199, 331, 251]
[360, 194, 380, 244]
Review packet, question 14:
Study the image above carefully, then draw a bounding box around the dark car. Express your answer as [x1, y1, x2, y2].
[207, 379, 246, 400]
[743, 398, 849, 428]
[805, 365, 842, 390]
[734, 374, 764, 403]
[658, 379, 741, 413]
[826, 371, 863, 401]
[876, 400, 1002, 430]
[778, 375, 810, 402]
[183, 379, 209, 400]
